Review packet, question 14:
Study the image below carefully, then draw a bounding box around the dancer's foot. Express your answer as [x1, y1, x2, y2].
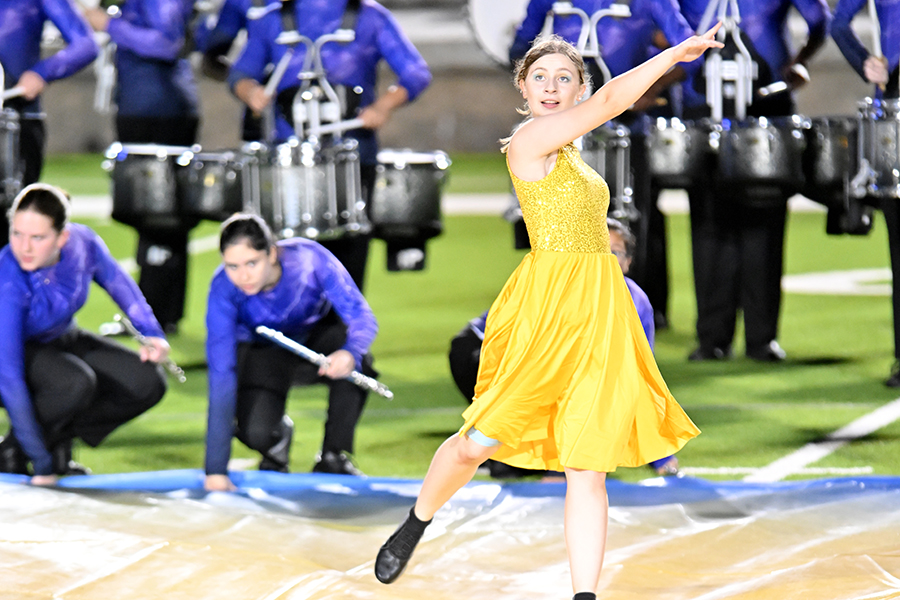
[375, 506, 432, 584]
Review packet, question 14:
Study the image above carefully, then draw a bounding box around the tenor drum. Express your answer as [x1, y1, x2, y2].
[802, 116, 857, 206]
[177, 150, 243, 221]
[580, 122, 636, 221]
[717, 115, 809, 189]
[0, 108, 21, 206]
[858, 97, 900, 199]
[371, 149, 449, 241]
[467, 0, 530, 67]
[256, 138, 369, 240]
[104, 143, 193, 229]
[646, 117, 713, 189]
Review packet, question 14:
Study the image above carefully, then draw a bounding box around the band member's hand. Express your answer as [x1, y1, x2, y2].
[864, 55, 890, 86]
[782, 62, 811, 90]
[671, 22, 724, 64]
[235, 79, 272, 116]
[15, 71, 46, 101]
[83, 6, 110, 32]
[204, 474, 237, 492]
[140, 337, 171, 363]
[319, 349, 355, 379]
[31, 474, 59, 486]
[358, 104, 391, 130]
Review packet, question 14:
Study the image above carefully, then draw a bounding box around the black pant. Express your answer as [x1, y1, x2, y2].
[235, 311, 372, 457]
[882, 197, 900, 361]
[627, 131, 670, 327]
[688, 180, 787, 353]
[21, 329, 166, 449]
[116, 115, 200, 328]
[448, 325, 482, 402]
[0, 117, 46, 247]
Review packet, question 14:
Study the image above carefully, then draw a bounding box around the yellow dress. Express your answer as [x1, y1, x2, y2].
[459, 143, 700, 472]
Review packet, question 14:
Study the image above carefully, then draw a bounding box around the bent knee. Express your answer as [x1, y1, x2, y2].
[457, 435, 500, 464]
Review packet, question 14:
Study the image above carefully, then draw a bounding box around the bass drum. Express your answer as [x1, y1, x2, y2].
[467, 0, 530, 67]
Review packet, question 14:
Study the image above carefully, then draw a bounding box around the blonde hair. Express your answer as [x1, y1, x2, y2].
[500, 35, 590, 153]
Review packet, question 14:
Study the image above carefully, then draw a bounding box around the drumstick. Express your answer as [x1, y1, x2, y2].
[867, 0, 886, 91]
[255, 325, 394, 400]
[307, 117, 364, 136]
[1, 86, 25, 101]
[113, 314, 187, 383]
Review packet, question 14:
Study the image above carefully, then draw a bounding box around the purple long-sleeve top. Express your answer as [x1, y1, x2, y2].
[509, 0, 699, 81]
[0, 0, 98, 115]
[678, 0, 831, 109]
[228, 0, 431, 162]
[105, 0, 199, 118]
[0, 224, 165, 475]
[832, 0, 899, 98]
[204, 237, 377, 475]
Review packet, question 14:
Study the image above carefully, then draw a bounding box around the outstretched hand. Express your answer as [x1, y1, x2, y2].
[672, 22, 724, 64]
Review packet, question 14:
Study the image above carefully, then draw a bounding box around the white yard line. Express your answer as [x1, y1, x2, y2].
[742, 396, 900, 483]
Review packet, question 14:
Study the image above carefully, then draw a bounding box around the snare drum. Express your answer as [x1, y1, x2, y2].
[371, 149, 450, 241]
[717, 115, 809, 189]
[0, 108, 21, 206]
[646, 117, 713, 189]
[104, 143, 192, 229]
[802, 116, 857, 206]
[177, 150, 243, 221]
[256, 138, 369, 240]
[858, 97, 900, 199]
[580, 122, 636, 221]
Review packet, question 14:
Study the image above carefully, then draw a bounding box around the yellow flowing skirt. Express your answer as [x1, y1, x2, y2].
[459, 250, 699, 472]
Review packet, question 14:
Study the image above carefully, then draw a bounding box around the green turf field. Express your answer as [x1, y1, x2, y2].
[4, 153, 899, 482]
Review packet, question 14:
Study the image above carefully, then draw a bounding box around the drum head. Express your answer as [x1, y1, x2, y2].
[467, 0, 530, 67]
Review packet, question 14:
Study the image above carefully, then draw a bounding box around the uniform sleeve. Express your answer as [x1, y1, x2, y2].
[106, 0, 188, 61]
[196, 0, 247, 55]
[89, 230, 165, 339]
[204, 276, 241, 475]
[227, 13, 275, 90]
[33, 0, 99, 82]
[650, 0, 703, 77]
[509, 0, 554, 63]
[0, 280, 54, 475]
[793, 0, 833, 45]
[313, 247, 377, 368]
[374, 8, 432, 102]
[831, 0, 869, 81]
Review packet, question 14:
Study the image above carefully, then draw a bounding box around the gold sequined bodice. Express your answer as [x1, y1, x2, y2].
[509, 144, 610, 253]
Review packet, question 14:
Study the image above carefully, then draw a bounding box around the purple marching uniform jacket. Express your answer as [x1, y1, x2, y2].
[0, 0, 98, 115]
[204, 238, 377, 475]
[832, 0, 899, 98]
[227, 0, 431, 163]
[0, 224, 165, 475]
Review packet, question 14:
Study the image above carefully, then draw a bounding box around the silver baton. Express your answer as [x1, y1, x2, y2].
[113, 314, 187, 383]
[255, 325, 393, 400]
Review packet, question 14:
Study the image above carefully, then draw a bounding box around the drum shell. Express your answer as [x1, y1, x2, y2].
[177, 151, 243, 221]
[858, 98, 900, 199]
[802, 117, 857, 206]
[258, 139, 369, 240]
[717, 116, 809, 190]
[371, 149, 449, 241]
[0, 108, 21, 207]
[580, 123, 634, 220]
[646, 118, 713, 189]
[107, 144, 191, 229]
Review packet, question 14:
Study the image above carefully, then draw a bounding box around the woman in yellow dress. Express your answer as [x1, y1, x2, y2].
[375, 27, 723, 599]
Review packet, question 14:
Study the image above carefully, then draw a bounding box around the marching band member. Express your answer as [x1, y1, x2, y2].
[204, 214, 378, 492]
[509, 0, 699, 331]
[678, 0, 831, 362]
[0, 184, 168, 483]
[228, 0, 432, 291]
[832, 0, 900, 385]
[84, 0, 200, 334]
[0, 0, 98, 245]
[374, 29, 719, 596]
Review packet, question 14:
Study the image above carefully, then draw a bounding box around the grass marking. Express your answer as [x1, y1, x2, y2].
[743, 396, 900, 482]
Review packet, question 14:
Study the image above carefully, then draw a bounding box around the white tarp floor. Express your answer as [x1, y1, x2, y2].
[1, 471, 899, 599]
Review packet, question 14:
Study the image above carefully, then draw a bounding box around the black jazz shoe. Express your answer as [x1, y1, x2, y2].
[886, 362, 900, 388]
[375, 507, 432, 584]
[312, 450, 365, 476]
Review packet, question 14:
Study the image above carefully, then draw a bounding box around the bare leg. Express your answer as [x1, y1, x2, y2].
[414, 434, 500, 520]
[564, 467, 608, 594]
